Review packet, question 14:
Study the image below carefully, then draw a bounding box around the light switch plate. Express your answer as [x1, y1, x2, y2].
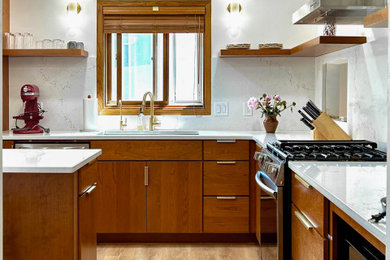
[214, 102, 229, 116]
[243, 102, 253, 116]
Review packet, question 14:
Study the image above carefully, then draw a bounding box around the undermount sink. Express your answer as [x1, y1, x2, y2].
[100, 130, 199, 136]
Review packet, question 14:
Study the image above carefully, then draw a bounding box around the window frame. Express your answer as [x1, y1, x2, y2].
[97, 0, 211, 115]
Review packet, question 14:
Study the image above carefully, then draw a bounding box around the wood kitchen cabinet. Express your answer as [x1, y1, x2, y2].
[204, 197, 249, 233]
[92, 141, 203, 234]
[96, 161, 202, 233]
[203, 140, 251, 234]
[147, 161, 202, 233]
[291, 172, 329, 260]
[96, 161, 147, 233]
[3, 161, 98, 260]
[291, 204, 328, 260]
[79, 162, 98, 260]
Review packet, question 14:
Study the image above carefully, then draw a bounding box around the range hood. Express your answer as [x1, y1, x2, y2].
[293, 0, 386, 25]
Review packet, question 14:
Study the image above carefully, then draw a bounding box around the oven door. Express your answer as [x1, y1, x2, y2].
[256, 171, 284, 260]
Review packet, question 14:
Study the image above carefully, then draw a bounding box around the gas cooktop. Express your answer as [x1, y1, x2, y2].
[267, 140, 387, 162]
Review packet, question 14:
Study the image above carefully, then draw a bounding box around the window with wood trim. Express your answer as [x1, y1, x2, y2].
[97, 1, 211, 115]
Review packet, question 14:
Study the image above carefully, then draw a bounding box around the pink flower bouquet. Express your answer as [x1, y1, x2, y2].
[247, 94, 296, 118]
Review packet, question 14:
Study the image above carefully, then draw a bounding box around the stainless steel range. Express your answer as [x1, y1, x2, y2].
[254, 140, 386, 260]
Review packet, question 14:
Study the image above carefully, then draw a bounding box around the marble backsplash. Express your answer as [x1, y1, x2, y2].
[9, 57, 316, 132]
[314, 28, 388, 151]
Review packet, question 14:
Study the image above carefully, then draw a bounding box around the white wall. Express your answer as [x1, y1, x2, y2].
[315, 26, 388, 151]
[8, 0, 318, 132]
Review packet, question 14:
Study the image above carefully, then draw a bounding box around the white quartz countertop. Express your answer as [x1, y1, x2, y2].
[288, 161, 386, 244]
[3, 149, 102, 173]
[3, 130, 313, 146]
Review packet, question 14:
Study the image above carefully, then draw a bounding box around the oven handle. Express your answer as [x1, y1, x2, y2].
[255, 171, 277, 199]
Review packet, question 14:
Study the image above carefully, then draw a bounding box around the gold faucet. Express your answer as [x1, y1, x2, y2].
[119, 100, 127, 130]
[141, 92, 160, 131]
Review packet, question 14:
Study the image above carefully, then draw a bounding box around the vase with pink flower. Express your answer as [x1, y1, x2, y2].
[247, 94, 296, 133]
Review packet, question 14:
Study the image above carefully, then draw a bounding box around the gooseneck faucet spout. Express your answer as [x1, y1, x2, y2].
[141, 92, 160, 131]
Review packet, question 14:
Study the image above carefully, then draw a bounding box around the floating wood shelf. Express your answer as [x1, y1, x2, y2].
[3, 49, 89, 57]
[364, 7, 388, 28]
[219, 36, 367, 58]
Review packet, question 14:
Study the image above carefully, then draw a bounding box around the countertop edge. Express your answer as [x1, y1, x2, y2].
[2, 131, 312, 147]
[3, 150, 102, 173]
[288, 162, 386, 245]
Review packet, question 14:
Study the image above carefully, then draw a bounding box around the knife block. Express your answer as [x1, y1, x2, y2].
[312, 113, 351, 140]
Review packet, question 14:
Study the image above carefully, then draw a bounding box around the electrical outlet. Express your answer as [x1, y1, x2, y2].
[243, 102, 253, 116]
[214, 102, 229, 116]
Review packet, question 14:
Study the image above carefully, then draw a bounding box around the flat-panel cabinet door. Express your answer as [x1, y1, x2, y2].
[79, 184, 97, 260]
[147, 161, 202, 233]
[291, 204, 327, 260]
[96, 161, 147, 233]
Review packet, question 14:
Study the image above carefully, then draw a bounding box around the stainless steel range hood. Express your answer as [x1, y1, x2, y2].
[293, 0, 386, 25]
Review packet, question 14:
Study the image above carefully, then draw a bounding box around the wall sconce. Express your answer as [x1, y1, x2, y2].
[67, 2, 82, 14]
[227, 2, 242, 13]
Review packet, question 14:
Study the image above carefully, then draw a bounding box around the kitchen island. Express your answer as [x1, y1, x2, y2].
[3, 149, 102, 260]
[289, 161, 386, 256]
[3, 148, 101, 173]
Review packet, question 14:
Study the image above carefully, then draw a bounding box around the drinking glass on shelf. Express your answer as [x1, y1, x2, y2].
[14, 33, 23, 49]
[53, 39, 65, 49]
[4, 33, 15, 49]
[23, 33, 34, 49]
[42, 39, 53, 49]
[36, 40, 43, 49]
[29, 33, 34, 48]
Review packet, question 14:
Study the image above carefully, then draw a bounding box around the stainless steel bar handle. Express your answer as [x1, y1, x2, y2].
[144, 166, 149, 186]
[217, 140, 236, 143]
[255, 171, 277, 199]
[294, 174, 311, 189]
[216, 196, 237, 200]
[216, 161, 236, 165]
[294, 210, 314, 230]
[79, 182, 97, 198]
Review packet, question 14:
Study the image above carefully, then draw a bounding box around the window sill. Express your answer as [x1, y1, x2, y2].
[99, 106, 211, 116]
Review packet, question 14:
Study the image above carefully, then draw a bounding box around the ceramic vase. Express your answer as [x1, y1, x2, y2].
[263, 115, 279, 133]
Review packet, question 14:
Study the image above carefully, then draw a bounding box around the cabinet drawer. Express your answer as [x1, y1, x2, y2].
[291, 204, 328, 260]
[91, 141, 202, 161]
[204, 161, 249, 196]
[292, 172, 327, 236]
[204, 196, 249, 233]
[78, 160, 98, 195]
[204, 141, 249, 160]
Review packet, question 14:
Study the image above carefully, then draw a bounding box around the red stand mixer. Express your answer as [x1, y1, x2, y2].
[12, 84, 50, 134]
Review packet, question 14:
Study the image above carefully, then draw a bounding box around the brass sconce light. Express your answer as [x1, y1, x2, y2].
[67, 2, 82, 14]
[227, 2, 242, 13]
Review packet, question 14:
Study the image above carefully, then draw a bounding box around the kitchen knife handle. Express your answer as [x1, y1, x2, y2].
[307, 102, 321, 117]
[298, 110, 312, 123]
[302, 106, 316, 120]
[300, 118, 315, 130]
[305, 105, 320, 120]
[308, 100, 322, 114]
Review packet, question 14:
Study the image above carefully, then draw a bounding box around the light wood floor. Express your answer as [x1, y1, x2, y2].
[98, 244, 276, 260]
